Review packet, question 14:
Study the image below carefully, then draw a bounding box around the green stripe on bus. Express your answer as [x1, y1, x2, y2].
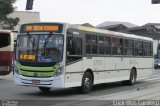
[15, 61, 60, 77]
[16, 61, 60, 72]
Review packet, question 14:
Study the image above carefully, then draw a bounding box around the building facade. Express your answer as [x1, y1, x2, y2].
[7, 11, 40, 40]
[8, 11, 40, 31]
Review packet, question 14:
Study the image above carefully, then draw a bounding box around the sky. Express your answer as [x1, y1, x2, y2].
[14, 0, 160, 26]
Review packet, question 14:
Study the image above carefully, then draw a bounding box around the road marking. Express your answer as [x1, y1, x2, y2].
[137, 73, 160, 81]
[151, 74, 160, 77]
[143, 77, 160, 81]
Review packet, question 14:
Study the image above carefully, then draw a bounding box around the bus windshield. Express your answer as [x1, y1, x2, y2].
[16, 34, 64, 63]
[0, 33, 10, 48]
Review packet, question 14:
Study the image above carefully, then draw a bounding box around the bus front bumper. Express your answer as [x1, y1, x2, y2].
[14, 73, 64, 88]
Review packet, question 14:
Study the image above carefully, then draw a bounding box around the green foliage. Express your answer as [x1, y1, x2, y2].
[0, 0, 19, 30]
[2, 17, 19, 30]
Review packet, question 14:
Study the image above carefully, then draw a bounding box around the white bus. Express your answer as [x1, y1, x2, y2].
[14, 23, 153, 93]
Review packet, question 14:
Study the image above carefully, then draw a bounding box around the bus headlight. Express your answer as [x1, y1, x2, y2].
[55, 66, 64, 77]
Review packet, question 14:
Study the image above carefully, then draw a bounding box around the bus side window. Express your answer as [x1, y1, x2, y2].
[67, 36, 82, 63]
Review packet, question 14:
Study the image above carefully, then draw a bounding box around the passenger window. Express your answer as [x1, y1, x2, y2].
[135, 41, 143, 56]
[92, 35, 97, 44]
[66, 35, 82, 63]
[86, 35, 92, 44]
[98, 35, 111, 55]
[86, 34, 97, 54]
[111, 37, 123, 55]
[67, 37, 82, 55]
[105, 36, 111, 54]
[124, 39, 134, 56]
[98, 36, 105, 45]
[143, 42, 152, 56]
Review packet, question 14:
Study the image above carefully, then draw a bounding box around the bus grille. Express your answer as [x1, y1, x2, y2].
[19, 69, 54, 78]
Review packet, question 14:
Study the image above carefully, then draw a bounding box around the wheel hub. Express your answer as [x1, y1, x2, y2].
[84, 78, 90, 89]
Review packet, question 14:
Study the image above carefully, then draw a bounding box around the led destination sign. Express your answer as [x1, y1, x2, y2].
[25, 25, 59, 31]
[20, 23, 63, 33]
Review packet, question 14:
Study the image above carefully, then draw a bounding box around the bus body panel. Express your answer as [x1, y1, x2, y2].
[14, 23, 154, 91]
[83, 57, 129, 84]
[0, 51, 13, 65]
[65, 60, 83, 87]
[135, 58, 153, 78]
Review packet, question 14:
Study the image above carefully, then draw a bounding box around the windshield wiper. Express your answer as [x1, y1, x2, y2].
[43, 32, 53, 55]
[27, 34, 36, 51]
[44, 33, 52, 45]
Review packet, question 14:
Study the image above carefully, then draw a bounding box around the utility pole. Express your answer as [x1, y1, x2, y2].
[26, 0, 34, 10]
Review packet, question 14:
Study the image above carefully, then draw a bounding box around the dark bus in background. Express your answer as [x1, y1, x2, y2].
[157, 43, 160, 59]
[0, 30, 14, 75]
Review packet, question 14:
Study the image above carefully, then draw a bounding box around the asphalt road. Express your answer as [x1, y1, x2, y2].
[0, 69, 160, 106]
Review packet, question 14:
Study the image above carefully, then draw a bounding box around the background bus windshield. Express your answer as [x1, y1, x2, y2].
[0, 33, 10, 48]
[16, 34, 63, 63]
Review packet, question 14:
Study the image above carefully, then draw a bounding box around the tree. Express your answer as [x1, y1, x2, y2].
[0, 0, 19, 30]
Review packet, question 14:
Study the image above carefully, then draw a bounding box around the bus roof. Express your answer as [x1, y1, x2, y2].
[19, 22, 153, 42]
[69, 24, 153, 42]
[0, 30, 12, 33]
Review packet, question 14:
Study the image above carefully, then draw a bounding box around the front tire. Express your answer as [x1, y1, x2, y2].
[39, 87, 51, 92]
[80, 72, 93, 94]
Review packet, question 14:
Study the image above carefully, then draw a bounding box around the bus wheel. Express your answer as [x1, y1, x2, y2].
[122, 69, 136, 85]
[39, 87, 51, 92]
[80, 72, 93, 94]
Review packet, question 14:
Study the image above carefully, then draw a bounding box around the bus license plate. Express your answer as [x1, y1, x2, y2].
[32, 80, 40, 84]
